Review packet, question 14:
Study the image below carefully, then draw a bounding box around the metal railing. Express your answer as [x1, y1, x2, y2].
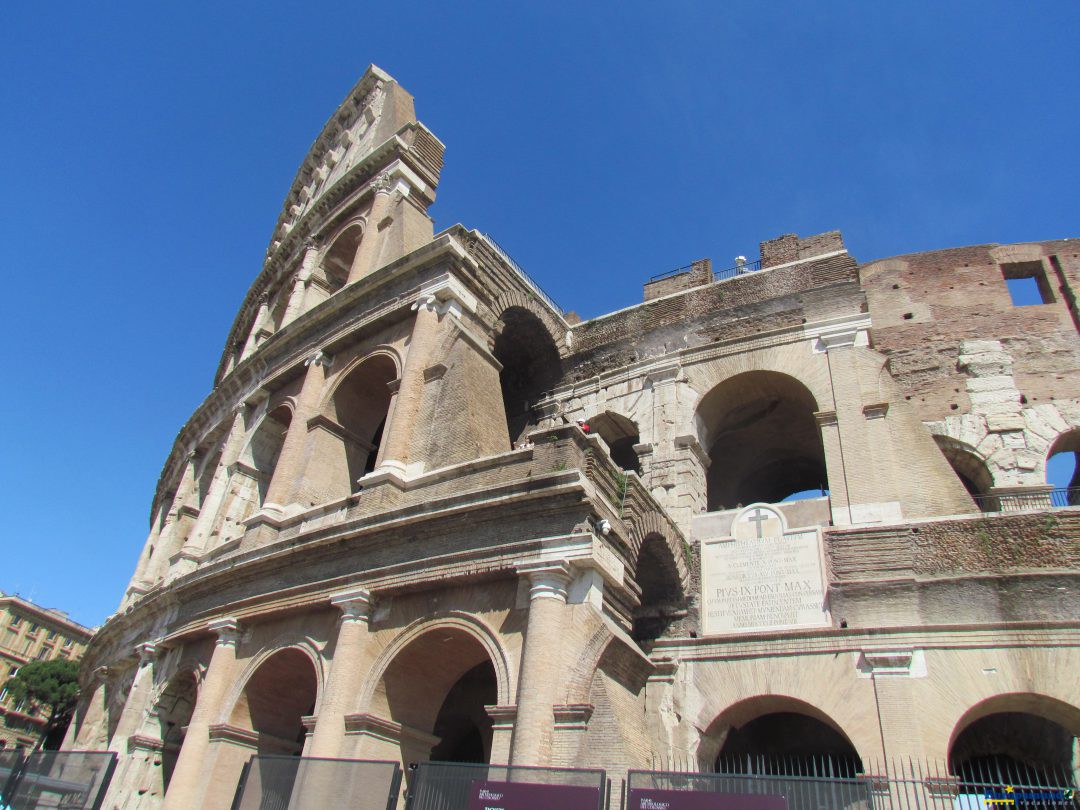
[230, 755, 402, 810]
[627, 756, 1078, 810]
[648, 264, 694, 282]
[713, 257, 763, 282]
[477, 233, 564, 316]
[974, 486, 1080, 512]
[406, 761, 607, 810]
[0, 750, 117, 810]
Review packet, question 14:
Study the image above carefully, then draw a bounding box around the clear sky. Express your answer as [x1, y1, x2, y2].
[2, 2, 1077, 627]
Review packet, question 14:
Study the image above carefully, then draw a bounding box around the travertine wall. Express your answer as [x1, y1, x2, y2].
[72, 64, 1080, 809]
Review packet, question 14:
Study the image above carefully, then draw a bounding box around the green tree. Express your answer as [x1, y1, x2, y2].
[4, 659, 81, 750]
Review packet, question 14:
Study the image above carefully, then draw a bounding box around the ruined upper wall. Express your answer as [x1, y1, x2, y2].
[567, 247, 860, 383]
[860, 240, 1080, 422]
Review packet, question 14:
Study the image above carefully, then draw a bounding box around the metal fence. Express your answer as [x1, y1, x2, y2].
[405, 761, 607, 810]
[0, 750, 117, 810]
[713, 257, 763, 283]
[625, 756, 1078, 809]
[629, 767, 873, 810]
[866, 757, 1078, 810]
[975, 486, 1080, 512]
[230, 755, 402, 810]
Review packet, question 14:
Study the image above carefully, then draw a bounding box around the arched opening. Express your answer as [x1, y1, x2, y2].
[155, 671, 197, 794]
[229, 648, 318, 756]
[709, 697, 863, 778]
[492, 308, 561, 448]
[245, 405, 293, 505]
[1048, 430, 1080, 506]
[950, 695, 1080, 787]
[935, 436, 993, 501]
[328, 354, 396, 490]
[695, 372, 827, 511]
[632, 533, 686, 644]
[319, 224, 362, 293]
[587, 411, 642, 473]
[370, 627, 499, 765]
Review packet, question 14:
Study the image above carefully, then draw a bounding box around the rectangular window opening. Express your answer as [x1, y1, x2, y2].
[1002, 260, 1054, 306]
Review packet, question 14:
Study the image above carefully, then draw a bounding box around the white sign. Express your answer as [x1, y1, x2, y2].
[701, 504, 829, 634]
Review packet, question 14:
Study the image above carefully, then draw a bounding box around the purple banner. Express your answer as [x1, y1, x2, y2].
[627, 788, 788, 810]
[467, 779, 601, 810]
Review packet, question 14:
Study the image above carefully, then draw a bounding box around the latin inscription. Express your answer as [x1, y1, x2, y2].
[702, 529, 828, 634]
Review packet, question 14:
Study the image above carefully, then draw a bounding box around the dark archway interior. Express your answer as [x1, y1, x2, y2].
[697, 372, 827, 510]
[249, 405, 293, 503]
[935, 438, 993, 499]
[493, 308, 561, 447]
[632, 534, 686, 644]
[375, 628, 498, 765]
[429, 661, 497, 763]
[950, 712, 1078, 786]
[589, 411, 642, 473]
[332, 355, 396, 489]
[716, 712, 863, 777]
[321, 225, 362, 291]
[156, 672, 197, 791]
[230, 648, 318, 755]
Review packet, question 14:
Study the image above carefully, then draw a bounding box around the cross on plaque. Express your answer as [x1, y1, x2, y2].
[746, 508, 771, 538]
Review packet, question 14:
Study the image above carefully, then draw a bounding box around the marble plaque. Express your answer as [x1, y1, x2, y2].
[702, 505, 829, 634]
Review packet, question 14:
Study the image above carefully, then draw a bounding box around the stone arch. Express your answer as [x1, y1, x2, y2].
[694, 370, 828, 510]
[358, 613, 512, 766]
[308, 349, 399, 495]
[359, 612, 513, 710]
[586, 410, 642, 473]
[623, 510, 690, 597]
[490, 291, 567, 355]
[633, 531, 688, 643]
[934, 435, 994, 498]
[492, 305, 563, 447]
[319, 219, 366, 293]
[702, 695, 865, 776]
[948, 693, 1080, 785]
[222, 642, 323, 755]
[239, 402, 295, 505]
[1048, 428, 1080, 500]
[151, 668, 199, 795]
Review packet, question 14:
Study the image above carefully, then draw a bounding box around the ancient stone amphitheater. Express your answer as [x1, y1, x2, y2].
[66, 66, 1080, 808]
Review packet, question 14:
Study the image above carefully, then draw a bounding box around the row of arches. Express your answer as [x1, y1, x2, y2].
[706, 693, 1080, 786]
[143, 621, 510, 801]
[145, 644, 1080, 800]
[935, 431, 1080, 505]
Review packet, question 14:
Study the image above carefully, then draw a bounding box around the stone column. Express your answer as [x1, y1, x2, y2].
[307, 588, 373, 758]
[65, 669, 109, 749]
[240, 295, 272, 361]
[346, 174, 393, 285]
[511, 561, 572, 766]
[148, 454, 200, 583]
[162, 619, 241, 810]
[109, 642, 159, 750]
[262, 351, 332, 510]
[377, 296, 442, 476]
[177, 406, 250, 566]
[282, 240, 321, 327]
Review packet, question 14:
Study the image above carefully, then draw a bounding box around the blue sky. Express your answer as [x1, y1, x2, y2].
[1, 2, 1077, 627]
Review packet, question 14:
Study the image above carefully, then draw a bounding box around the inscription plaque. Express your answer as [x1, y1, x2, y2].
[701, 505, 828, 634]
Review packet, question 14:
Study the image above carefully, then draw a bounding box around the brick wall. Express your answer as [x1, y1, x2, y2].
[643, 259, 712, 301]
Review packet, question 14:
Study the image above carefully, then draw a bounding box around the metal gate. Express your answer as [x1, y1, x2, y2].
[0, 750, 117, 810]
[230, 755, 402, 810]
[405, 761, 607, 810]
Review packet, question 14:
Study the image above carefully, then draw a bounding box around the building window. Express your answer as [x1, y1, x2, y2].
[1002, 261, 1054, 306]
[45, 630, 57, 641]
[63, 638, 73, 648]
[8, 616, 21, 628]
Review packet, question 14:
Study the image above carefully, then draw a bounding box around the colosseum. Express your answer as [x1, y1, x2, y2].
[64, 65, 1080, 808]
